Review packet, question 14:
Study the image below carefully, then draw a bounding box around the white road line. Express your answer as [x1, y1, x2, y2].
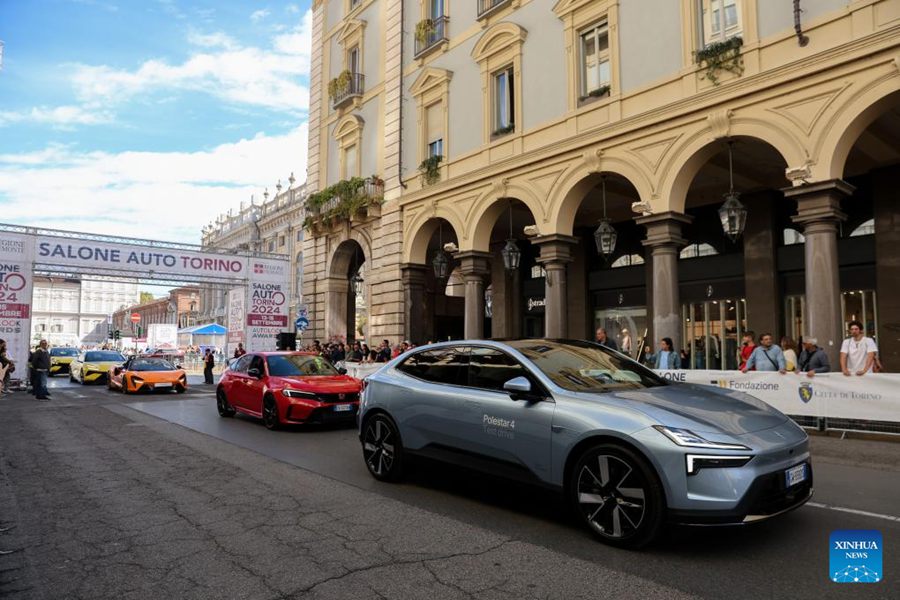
[807, 501, 900, 522]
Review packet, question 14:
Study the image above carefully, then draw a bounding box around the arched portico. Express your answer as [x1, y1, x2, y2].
[326, 238, 368, 343]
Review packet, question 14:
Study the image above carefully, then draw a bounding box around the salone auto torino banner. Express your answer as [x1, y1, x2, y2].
[243, 258, 289, 352]
[656, 369, 900, 423]
[0, 233, 35, 371]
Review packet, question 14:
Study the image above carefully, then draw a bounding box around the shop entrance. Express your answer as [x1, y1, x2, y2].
[681, 297, 746, 370]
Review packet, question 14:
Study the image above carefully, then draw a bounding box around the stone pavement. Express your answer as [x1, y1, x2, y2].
[0, 397, 696, 600]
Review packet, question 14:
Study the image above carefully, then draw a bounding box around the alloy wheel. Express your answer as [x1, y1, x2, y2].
[362, 415, 403, 481]
[216, 389, 234, 417]
[262, 397, 279, 430]
[576, 453, 648, 541]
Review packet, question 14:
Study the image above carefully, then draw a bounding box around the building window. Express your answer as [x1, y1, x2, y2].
[348, 45, 360, 74]
[699, 0, 741, 46]
[425, 101, 444, 159]
[529, 265, 546, 279]
[427, 139, 443, 159]
[580, 22, 610, 97]
[342, 143, 359, 179]
[493, 67, 514, 134]
[296, 229, 303, 242]
[279, 235, 285, 247]
[268, 240, 276, 252]
[610, 254, 645, 268]
[679, 243, 719, 259]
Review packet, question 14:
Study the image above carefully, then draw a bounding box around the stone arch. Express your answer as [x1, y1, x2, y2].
[814, 75, 900, 180]
[463, 183, 544, 252]
[657, 119, 805, 213]
[403, 208, 465, 264]
[547, 153, 655, 237]
[327, 231, 371, 279]
[471, 21, 527, 62]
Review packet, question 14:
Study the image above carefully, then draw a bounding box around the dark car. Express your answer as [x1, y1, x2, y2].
[216, 352, 362, 429]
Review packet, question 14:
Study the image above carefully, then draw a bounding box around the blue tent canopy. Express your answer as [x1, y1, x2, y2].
[178, 323, 226, 335]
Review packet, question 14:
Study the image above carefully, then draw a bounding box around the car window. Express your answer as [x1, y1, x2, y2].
[84, 351, 125, 362]
[397, 347, 469, 386]
[249, 355, 265, 374]
[130, 358, 176, 372]
[51, 348, 79, 357]
[468, 347, 528, 392]
[508, 340, 666, 392]
[266, 354, 338, 377]
[232, 354, 252, 373]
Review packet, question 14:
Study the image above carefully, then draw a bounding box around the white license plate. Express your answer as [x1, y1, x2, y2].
[785, 463, 807, 487]
[155, 383, 172, 389]
[334, 403, 353, 412]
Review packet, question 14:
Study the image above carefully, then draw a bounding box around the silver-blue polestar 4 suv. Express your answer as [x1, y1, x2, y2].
[358, 339, 812, 548]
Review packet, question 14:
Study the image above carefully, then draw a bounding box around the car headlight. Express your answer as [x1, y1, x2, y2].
[685, 454, 753, 475]
[84, 364, 97, 371]
[283, 389, 317, 399]
[653, 425, 751, 451]
[131, 376, 144, 384]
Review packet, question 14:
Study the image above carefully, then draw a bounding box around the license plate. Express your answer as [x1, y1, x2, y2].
[334, 403, 353, 412]
[155, 383, 172, 389]
[785, 463, 807, 487]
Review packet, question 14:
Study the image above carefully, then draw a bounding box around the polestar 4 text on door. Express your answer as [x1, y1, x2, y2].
[217, 352, 362, 429]
[358, 339, 812, 548]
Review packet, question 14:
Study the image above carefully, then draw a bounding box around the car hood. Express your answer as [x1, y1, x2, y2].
[273, 375, 360, 392]
[86, 361, 124, 370]
[599, 383, 788, 435]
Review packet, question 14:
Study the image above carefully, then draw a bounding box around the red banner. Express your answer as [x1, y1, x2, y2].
[0, 303, 30, 319]
[247, 314, 288, 327]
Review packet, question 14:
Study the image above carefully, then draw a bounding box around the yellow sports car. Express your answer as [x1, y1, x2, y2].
[49, 347, 80, 376]
[70, 350, 126, 384]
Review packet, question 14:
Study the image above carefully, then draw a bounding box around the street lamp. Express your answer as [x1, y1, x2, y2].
[501, 201, 521, 272]
[718, 141, 748, 242]
[432, 222, 450, 280]
[349, 245, 364, 295]
[594, 175, 617, 259]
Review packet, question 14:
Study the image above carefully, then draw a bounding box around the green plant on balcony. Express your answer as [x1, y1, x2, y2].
[415, 19, 436, 45]
[327, 70, 353, 100]
[579, 84, 611, 102]
[694, 36, 744, 85]
[303, 176, 384, 231]
[418, 154, 443, 185]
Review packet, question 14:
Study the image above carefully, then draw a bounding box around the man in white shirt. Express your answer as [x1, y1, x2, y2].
[840, 320, 877, 376]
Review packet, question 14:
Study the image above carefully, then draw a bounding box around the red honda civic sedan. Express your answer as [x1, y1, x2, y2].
[216, 351, 362, 429]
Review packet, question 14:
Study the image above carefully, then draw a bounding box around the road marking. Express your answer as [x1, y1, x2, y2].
[807, 501, 900, 522]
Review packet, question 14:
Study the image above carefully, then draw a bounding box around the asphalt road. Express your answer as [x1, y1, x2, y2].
[1, 376, 897, 599]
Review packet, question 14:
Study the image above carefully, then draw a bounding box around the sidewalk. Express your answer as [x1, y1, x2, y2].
[0, 399, 695, 600]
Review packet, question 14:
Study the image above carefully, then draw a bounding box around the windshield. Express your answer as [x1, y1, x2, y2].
[507, 340, 666, 392]
[267, 354, 339, 377]
[84, 351, 125, 363]
[51, 348, 79, 357]
[129, 358, 176, 372]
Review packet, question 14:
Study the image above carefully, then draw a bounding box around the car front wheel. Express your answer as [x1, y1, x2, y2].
[362, 414, 404, 482]
[216, 389, 234, 417]
[262, 395, 280, 430]
[569, 443, 664, 549]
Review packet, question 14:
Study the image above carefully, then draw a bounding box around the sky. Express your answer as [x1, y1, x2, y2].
[0, 0, 311, 251]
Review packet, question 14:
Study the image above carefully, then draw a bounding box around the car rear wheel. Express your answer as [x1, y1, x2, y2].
[262, 395, 280, 430]
[569, 444, 664, 549]
[216, 389, 235, 417]
[362, 414, 404, 482]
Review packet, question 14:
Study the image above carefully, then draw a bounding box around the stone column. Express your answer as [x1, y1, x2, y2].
[743, 193, 781, 338]
[456, 251, 491, 340]
[401, 264, 428, 345]
[873, 168, 900, 372]
[532, 234, 578, 339]
[323, 276, 350, 341]
[637, 212, 692, 353]
[784, 180, 851, 368]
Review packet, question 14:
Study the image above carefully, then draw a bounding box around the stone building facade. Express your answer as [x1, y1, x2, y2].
[306, 0, 900, 370]
[112, 287, 201, 337]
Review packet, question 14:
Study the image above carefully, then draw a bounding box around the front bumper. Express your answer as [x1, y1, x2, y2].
[82, 370, 108, 383]
[50, 362, 72, 374]
[283, 397, 359, 424]
[130, 379, 186, 393]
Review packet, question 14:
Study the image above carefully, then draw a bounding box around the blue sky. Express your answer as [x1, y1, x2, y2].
[0, 0, 311, 246]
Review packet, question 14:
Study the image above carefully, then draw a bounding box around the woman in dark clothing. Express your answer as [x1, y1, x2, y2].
[203, 349, 215, 384]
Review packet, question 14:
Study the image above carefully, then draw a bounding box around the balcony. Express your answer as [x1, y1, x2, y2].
[329, 72, 365, 110]
[303, 176, 385, 232]
[414, 16, 449, 59]
[477, 0, 512, 20]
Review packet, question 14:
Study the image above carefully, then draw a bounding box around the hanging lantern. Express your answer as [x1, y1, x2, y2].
[594, 219, 618, 258]
[594, 175, 617, 259]
[718, 141, 747, 242]
[350, 271, 364, 295]
[432, 250, 449, 280]
[501, 238, 521, 272]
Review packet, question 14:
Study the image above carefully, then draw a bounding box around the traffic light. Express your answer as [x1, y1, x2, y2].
[114, 329, 121, 340]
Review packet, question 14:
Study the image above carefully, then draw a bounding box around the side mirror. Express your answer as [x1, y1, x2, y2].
[175, 364, 183, 370]
[503, 376, 532, 395]
[248, 367, 262, 378]
[338, 367, 348, 375]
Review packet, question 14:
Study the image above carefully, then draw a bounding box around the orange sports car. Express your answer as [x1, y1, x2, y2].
[108, 357, 188, 394]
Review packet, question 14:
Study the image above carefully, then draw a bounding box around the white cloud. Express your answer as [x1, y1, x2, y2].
[0, 105, 113, 128]
[0, 124, 309, 245]
[250, 8, 271, 22]
[70, 9, 312, 115]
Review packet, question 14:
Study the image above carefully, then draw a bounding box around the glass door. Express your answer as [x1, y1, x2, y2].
[682, 297, 745, 370]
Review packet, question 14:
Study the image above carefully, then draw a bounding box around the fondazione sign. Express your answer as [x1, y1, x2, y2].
[0, 227, 290, 365]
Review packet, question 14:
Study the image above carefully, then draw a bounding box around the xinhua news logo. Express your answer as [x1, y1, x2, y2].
[830, 530, 882, 583]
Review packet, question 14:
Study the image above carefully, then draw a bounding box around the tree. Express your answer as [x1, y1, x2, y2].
[139, 291, 155, 304]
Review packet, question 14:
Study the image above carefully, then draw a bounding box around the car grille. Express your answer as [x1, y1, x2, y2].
[746, 464, 813, 516]
[305, 406, 358, 424]
[316, 392, 359, 404]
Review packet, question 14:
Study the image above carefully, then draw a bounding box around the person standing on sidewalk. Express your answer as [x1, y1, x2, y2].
[203, 348, 215, 384]
[233, 343, 246, 359]
[797, 337, 830, 378]
[31, 340, 51, 400]
[840, 320, 877, 376]
[594, 328, 619, 351]
[0, 339, 14, 395]
[738, 331, 756, 370]
[741, 333, 786, 374]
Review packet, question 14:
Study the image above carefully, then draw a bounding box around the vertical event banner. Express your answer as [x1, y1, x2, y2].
[0, 233, 34, 371]
[226, 287, 245, 356]
[245, 258, 288, 352]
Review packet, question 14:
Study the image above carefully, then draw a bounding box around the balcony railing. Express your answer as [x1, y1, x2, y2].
[477, 0, 511, 19]
[304, 177, 385, 230]
[330, 72, 365, 109]
[414, 16, 449, 58]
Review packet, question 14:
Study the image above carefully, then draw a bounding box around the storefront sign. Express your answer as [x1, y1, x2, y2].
[527, 297, 545, 312]
[655, 369, 900, 423]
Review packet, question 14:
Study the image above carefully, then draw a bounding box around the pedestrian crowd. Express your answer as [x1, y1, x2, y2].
[299, 338, 415, 364]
